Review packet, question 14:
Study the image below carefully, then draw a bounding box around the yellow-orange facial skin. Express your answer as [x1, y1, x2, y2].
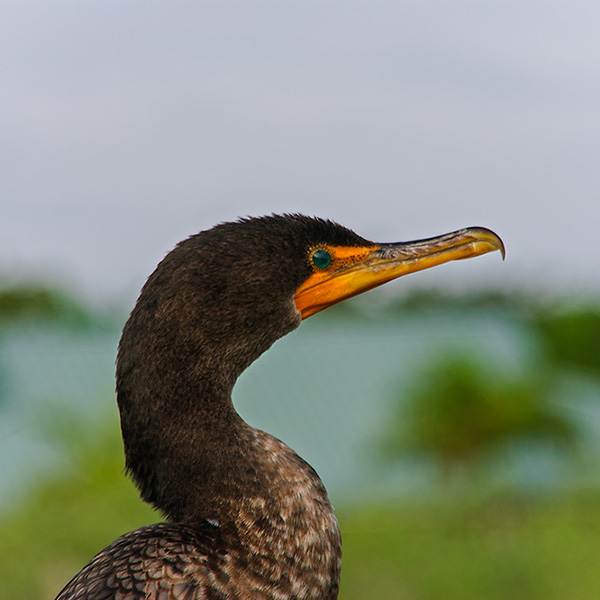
[294, 227, 505, 319]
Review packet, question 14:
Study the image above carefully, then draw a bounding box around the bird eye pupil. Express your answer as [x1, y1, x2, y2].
[312, 249, 332, 269]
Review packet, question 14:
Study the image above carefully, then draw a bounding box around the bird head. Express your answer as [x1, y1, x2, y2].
[119, 214, 504, 392]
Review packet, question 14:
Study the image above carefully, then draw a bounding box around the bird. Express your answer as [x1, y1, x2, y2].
[55, 214, 504, 600]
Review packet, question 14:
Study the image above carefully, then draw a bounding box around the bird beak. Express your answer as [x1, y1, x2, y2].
[294, 227, 505, 319]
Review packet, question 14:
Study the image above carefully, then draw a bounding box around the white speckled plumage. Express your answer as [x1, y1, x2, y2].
[57, 428, 341, 600]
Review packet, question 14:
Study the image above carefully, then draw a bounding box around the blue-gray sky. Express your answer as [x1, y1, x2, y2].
[2, 1, 599, 304]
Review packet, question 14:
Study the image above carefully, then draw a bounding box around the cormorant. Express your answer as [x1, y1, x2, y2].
[56, 214, 504, 600]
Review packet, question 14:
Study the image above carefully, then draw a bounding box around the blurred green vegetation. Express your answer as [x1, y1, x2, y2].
[0, 412, 157, 600]
[338, 493, 600, 600]
[0, 282, 117, 331]
[383, 287, 531, 315]
[0, 284, 89, 327]
[1, 284, 600, 599]
[382, 356, 578, 482]
[535, 307, 600, 376]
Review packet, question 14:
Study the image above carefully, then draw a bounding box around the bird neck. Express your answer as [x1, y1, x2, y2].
[116, 268, 305, 524]
[117, 366, 242, 521]
[119, 375, 342, 573]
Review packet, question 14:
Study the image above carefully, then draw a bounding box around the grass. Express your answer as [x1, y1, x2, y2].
[338, 493, 600, 600]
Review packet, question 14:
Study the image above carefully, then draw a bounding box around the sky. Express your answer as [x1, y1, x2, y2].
[2, 1, 599, 307]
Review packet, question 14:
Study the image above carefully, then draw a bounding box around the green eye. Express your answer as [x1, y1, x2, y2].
[311, 249, 332, 269]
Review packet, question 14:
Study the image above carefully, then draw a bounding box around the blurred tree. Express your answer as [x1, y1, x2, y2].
[0, 410, 156, 600]
[0, 283, 97, 328]
[533, 306, 600, 377]
[383, 356, 578, 482]
[385, 287, 533, 316]
[0, 282, 106, 407]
